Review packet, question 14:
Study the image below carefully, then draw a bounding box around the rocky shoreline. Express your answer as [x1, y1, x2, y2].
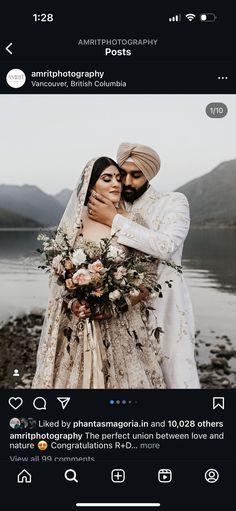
[0, 311, 235, 389]
[0, 310, 44, 389]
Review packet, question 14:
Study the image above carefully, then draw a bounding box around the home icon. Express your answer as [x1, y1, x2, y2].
[17, 469, 32, 483]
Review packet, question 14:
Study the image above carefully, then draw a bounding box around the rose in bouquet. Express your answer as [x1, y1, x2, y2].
[37, 229, 165, 320]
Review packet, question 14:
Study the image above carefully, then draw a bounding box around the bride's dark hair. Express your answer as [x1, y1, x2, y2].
[83, 156, 121, 205]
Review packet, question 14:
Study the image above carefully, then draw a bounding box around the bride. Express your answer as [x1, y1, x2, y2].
[32, 157, 166, 389]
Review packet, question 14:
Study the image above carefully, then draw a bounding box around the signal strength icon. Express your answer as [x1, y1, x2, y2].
[185, 13, 196, 21]
[169, 14, 181, 22]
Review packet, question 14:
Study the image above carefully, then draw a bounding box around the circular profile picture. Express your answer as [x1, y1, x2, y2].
[9, 418, 21, 429]
[20, 417, 29, 429]
[6, 69, 26, 88]
[28, 418, 37, 429]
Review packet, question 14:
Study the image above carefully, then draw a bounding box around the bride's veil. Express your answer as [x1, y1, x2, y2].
[32, 157, 97, 388]
[57, 157, 97, 246]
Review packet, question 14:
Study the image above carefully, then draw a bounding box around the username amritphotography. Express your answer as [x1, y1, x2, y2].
[0, 95, 236, 390]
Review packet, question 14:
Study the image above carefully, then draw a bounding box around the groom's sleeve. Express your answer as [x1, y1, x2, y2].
[111, 193, 190, 260]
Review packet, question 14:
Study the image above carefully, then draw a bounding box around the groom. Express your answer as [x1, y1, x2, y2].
[87, 142, 200, 388]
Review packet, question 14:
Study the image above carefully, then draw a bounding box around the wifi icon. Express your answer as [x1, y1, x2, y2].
[185, 13, 196, 21]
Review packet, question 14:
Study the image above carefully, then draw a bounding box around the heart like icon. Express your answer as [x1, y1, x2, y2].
[8, 397, 23, 410]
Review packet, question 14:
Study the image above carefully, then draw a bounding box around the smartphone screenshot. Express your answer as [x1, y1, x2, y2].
[0, 5, 235, 510]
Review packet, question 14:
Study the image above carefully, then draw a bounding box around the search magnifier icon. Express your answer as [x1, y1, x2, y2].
[64, 469, 78, 483]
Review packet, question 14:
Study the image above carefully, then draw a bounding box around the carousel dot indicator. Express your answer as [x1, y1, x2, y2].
[109, 400, 115, 405]
[116, 400, 120, 404]
[122, 400, 126, 404]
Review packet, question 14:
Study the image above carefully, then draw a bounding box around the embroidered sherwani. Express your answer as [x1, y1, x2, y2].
[111, 186, 200, 388]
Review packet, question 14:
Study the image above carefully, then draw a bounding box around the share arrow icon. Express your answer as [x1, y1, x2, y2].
[57, 397, 71, 409]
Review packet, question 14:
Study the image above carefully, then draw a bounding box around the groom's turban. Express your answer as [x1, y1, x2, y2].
[117, 142, 161, 181]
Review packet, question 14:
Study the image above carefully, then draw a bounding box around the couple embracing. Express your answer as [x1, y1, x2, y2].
[32, 142, 200, 389]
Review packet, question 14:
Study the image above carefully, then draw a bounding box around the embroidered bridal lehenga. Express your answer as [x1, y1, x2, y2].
[32, 158, 165, 389]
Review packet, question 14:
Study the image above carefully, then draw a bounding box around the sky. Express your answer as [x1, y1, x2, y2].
[0, 94, 235, 195]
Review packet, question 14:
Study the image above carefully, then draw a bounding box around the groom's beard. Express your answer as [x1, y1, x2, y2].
[122, 181, 149, 203]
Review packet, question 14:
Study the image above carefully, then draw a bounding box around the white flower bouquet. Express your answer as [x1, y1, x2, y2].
[37, 229, 161, 319]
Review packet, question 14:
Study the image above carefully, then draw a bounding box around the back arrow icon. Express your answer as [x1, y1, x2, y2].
[6, 43, 13, 55]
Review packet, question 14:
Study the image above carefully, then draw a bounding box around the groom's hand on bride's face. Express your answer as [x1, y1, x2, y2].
[87, 194, 117, 226]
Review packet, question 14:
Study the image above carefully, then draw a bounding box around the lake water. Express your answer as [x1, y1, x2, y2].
[0, 229, 236, 356]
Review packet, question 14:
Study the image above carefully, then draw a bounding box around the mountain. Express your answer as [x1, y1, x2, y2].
[0, 208, 40, 228]
[175, 160, 236, 226]
[0, 185, 64, 227]
[54, 188, 72, 208]
[1, 159, 235, 229]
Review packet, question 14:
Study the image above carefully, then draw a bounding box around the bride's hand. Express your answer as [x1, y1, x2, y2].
[71, 300, 91, 318]
[93, 311, 112, 321]
[128, 285, 150, 306]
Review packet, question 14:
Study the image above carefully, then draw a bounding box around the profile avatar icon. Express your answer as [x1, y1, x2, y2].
[13, 369, 20, 377]
[20, 417, 29, 429]
[205, 468, 219, 483]
[10, 417, 21, 429]
[28, 418, 37, 429]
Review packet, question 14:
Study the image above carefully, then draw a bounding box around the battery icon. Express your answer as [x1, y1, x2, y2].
[200, 13, 217, 22]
